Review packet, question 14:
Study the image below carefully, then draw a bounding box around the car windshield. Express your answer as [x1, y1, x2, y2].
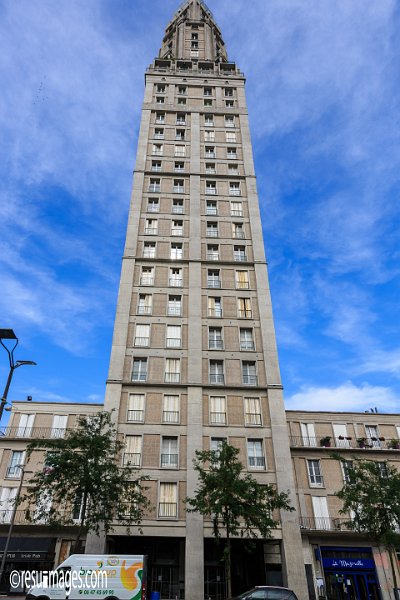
[239, 589, 297, 600]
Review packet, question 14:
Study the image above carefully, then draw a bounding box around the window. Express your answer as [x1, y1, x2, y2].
[377, 462, 389, 478]
[204, 87, 212, 96]
[166, 325, 181, 348]
[173, 179, 184, 193]
[169, 267, 183, 287]
[7, 450, 25, 478]
[240, 328, 254, 351]
[242, 361, 257, 385]
[206, 181, 217, 195]
[234, 245, 247, 262]
[227, 147, 237, 159]
[205, 146, 216, 159]
[225, 116, 235, 128]
[174, 144, 186, 157]
[238, 298, 252, 319]
[231, 201, 243, 217]
[137, 294, 152, 315]
[365, 425, 381, 448]
[143, 242, 156, 258]
[177, 97, 186, 105]
[156, 84, 166, 93]
[0, 487, 18, 523]
[51, 415, 67, 438]
[224, 87, 234, 97]
[204, 98, 213, 107]
[140, 266, 154, 286]
[205, 130, 215, 142]
[229, 182, 241, 196]
[132, 358, 147, 382]
[206, 163, 216, 174]
[170, 243, 183, 260]
[333, 424, 350, 448]
[341, 460, 353, 483]
[204, 115, 214, 127]
[127, 394, 145, 422]
[226, 132, 237, 143]
[300, 423, 317, 447]
[191, 49, 199, 57]
[211, 437, 226, 456]
[207, 245, 219, 261]
[156, 96, 165, 105]
[163, 395, 180, 423]
[236, 270, 249, 289]
[307, 460, 324, 487]
[134, 324, 150, 347]
[178, 85, 186, 95]
[154, 128, 164, 140]
[174, 161, 185, 172]
[123, 435, 142, 467]
[149, 178, 160, 193]
[207, 269, 221, 288]
[206, 200, 217, 215]
[209, 327, 223, 350]
[147, 198, 159, 213]
[165, 358, 181, 383]
[210, 396, 226, 424]
[171, 220, 183, 236]
[168, 295, 182, 316]
[208, 297, 222, 318]
[225, 99, 234, 108]
[244, 398, 262, 426]
[247, 440, 265, 470]
[311, 496, 330, 530]
[206, 222, 218, 237]
[16, 414, 34, 437]
[175, 129, 185, 140]
[232, 223, 244, 239]
[152, 144, 163, 156]
[176, 113, 186, 125]
[155, 112, 165, 124]
[161, 437, 178, 468]
[172, 199, 184, 214]
[228, 164, 238, 175]
[210, 360, 224, 384]
[158, 482, 177, 518]
[145, 219, 158, 235]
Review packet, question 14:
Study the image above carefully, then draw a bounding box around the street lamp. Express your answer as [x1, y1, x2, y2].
[0, 329, 37, 422]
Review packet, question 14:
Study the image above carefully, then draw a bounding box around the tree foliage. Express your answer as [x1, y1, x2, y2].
[335, 456, 400, 587]
[186, 441, 294, 597]
[22, 411, 150, 550]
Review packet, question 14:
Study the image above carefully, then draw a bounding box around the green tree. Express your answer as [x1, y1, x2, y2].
[335, 457, 400, 589]
[186, 441, 294, 598]
[23, 411, 150, 553]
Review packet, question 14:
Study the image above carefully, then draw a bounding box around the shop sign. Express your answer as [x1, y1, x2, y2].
[322, 558, 375, 570]
[0, 551, 48, 561]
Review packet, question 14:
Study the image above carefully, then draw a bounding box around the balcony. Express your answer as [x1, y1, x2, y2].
[243, 375, 258, 385]
[207, 278, 221, 288]
[122, 453, 141, 467]
[209, 339, 223, 350]
[290, 436, 399, 450]
[154, 133, 164, 140]
[299, 517, 351, 532]
[173, 186, 184, 194]
[140, 276, 154, 286]
[158, 502, 177, 518]
[168, 306, 182, 316]
[171, 228, 183, 236]
[206, 188, 217, 195]
[206, 229, 218, 238]
[172, 204, 184, 214]
[0, 509, 35, 525]
[205, 152, 216, 159]
[147, 204, 159, 213]
[137, 305, 152, 315]
[127, 410, 144, 422]
[164, 372, 181, 383]
[248, 456, 265, 469]
[234, 253, 248, 262]
[144, 227, 158, 235]
[176, 119, 186, 126]
[169, 277, 183, 287]
[0, 426, 67, 439]
[229, 188, 241, 196]
[161, 454, 179, 468]
[210, 373, 224, 384]
[206, 206, 217, 216]
[162, 411, 180, 423]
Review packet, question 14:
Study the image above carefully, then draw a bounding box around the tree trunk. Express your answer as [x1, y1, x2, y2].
[72, 493, 88, 555]
[225, 524, 232, 600]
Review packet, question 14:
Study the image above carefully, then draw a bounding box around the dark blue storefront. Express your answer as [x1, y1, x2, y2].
[319, 547, 381, 600]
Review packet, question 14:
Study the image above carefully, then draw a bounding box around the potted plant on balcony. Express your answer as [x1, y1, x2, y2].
[345, 436, 352, 441]
[357, 437, 368, 448]
[338, 435, 345, 440]
[379, 437, 385, 442]
[320, 436, 331, 448]
[388, 438, 400, 449]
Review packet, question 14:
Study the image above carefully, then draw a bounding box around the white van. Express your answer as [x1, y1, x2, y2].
[26, 554, 148, 600]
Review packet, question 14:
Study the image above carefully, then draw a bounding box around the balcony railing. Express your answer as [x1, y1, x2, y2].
[162, 411, 180, 423]
[240, 341, 255, 351]
[158, 502, 177, 518]
[233, 230, 245, 239]
[127, 410, 144, 422]
[144, 227, 158, 235]
[168, 306, 182, 316]
[137, 305, 152, 315]
[166, 338, 181, 348]
[122, 453, 141, 467]
[310, 475, 325, 487]
[290, 436, 399, 450]
[161, 454, 179, 467]
[236, 281, 249, 289]
[206, 188, 217, 195]
[0, 427, 67, 439]
[299, 517, 351, 531]
[231, 210, 243, 217]
[164, 373, 180, 383]
[149, 185, 160, 193]
[210, 412, 226, 424]
[208, 308, 222, 318]
[207, 253, 219, 261]
[206, 206, 217, 215]
[169, 277, 183, 287]
[134, 337, 149, 347]
[209, 339, 223, 350]
[173, 186, 184, 194]
[238, 310, 252, 318]
[207, 278, 221, 288]
[140, 276, 154, 286]
[172, 204, 184, 214]
[210, 373, 224, 384]
[229, 189, 241, 196]
[248, 456, 265, 469]
[206, 229, 218, 237]
[243, 375, 258, 385]
[171, 228, 183, 236]
[245, 413, 262, 426]
[147, 204, 159, 212]
[234, 254, 248, 262]
[132, 372, 147, 382]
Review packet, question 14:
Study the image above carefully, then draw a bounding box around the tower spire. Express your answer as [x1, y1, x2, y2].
[159, 0, 227, 62]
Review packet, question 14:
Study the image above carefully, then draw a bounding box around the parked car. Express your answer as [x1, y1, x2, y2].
[230, 586, 299, 600]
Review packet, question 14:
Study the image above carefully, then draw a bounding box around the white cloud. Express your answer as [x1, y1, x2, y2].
[286, 381, 400, 413]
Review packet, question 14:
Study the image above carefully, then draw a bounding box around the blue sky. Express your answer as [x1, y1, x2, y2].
[1, 0, 400, 417]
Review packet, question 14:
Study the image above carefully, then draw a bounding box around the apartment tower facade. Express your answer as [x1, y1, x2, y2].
[92, 1, 308, 598]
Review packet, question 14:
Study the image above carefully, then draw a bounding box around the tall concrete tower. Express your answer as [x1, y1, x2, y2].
[98, 1, 308, 598]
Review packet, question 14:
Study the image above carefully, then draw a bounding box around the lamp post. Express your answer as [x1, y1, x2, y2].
[0, 329, 36, 422]
[0, 464, 32, 588]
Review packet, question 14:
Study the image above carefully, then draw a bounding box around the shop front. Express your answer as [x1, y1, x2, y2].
[320, 546, 381, 600]
[0, 536, 56, 594]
